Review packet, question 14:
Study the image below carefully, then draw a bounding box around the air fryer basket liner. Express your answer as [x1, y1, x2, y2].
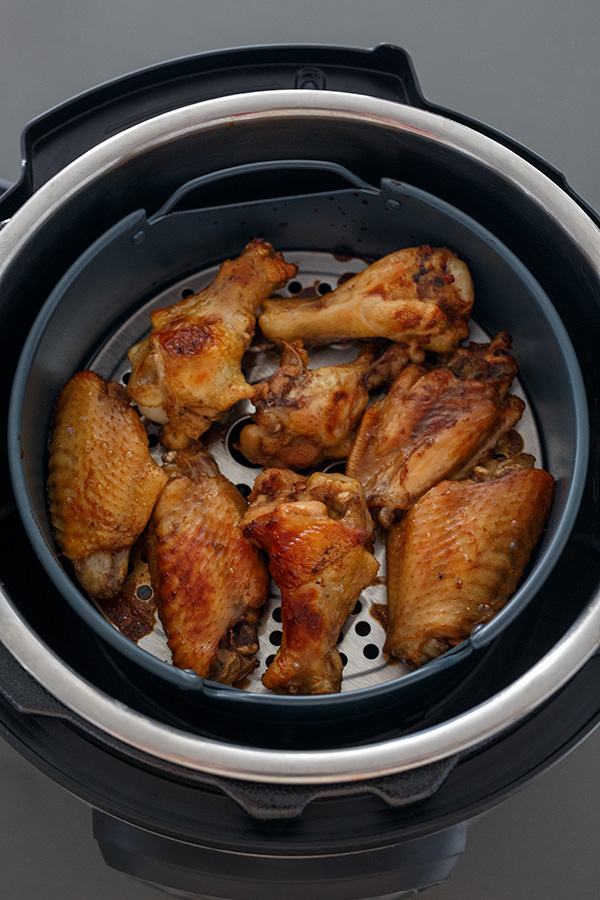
[9, 160, 586, 734]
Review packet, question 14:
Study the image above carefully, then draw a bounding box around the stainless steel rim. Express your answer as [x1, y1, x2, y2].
[1, 89, 599, 783]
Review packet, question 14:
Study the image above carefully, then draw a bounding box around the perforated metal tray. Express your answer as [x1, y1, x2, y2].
[91, 250, 541, 694]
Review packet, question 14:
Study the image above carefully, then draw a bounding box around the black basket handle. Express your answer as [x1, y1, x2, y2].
[151, 159, 376, 219]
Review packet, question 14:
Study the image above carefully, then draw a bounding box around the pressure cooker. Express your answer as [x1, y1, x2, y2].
[1, 44, 599, 899]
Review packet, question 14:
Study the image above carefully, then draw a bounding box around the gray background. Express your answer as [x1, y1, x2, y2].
[1, 1, 600, 897]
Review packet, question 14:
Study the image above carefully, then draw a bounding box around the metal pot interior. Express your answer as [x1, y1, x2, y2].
[1, 90, 598, 776]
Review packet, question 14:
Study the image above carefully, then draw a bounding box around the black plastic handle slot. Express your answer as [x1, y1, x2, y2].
[0, 640, 74, 720]
[216, 755, 460, 820]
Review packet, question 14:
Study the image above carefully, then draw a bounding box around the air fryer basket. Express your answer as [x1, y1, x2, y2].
[8, 153, 587, 743]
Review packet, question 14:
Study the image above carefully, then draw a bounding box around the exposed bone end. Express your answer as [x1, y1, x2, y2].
[261, 651, 343, 695]
[207, 620, 261, 686]
[73, 548, 130, 600]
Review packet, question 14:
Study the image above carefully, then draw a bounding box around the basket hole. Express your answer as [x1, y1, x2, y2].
[317, 282, 332, 295]
[322, 461, 346, 475]
[287, 280, 303, 294]
[363, 643, 379, 660]
[269, 630, 282, 647]
[181, 287, 195, 299]
[236, 483, 252, 499]
[355, 621, 371, 637]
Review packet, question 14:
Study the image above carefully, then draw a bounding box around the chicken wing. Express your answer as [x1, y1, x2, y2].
[238, 341, 409, 469]
[346, 332, 525, 527]
[147, 448, 269, 684]
[47, 370, 168, 600]
[127, 238, 297, 449]
[384, 465, 555, 667]
[258, 245, 474, 360]
[243, 469, 379, 694]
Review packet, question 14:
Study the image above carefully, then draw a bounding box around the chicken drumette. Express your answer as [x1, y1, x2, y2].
[147, 448, 269, 684]
[127, 238, 297, 449]
[243, 469, 379, 694]
[384, 461, 555, 667]
[258, 245, 474, 360]
[346, 332, 525, 527]
[47, 370, 168, 600]
[238, 341, 409, 470]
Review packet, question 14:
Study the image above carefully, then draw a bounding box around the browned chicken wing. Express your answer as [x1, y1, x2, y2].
[127, 239, 297, 449]
[147, 448, 269, 684]
[384, 465, 555, 667]
[47, 370, 168, 600]
[346, 332, 525, 527]
[258, 245, 474, 359]
[238, 341, 409, 469]
[243, 469, 379, 694]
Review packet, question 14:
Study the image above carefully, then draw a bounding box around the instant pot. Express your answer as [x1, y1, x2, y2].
[1, 44, 600, 899]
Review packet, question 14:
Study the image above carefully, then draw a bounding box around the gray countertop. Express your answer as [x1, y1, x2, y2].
[1, 2, 599, 897]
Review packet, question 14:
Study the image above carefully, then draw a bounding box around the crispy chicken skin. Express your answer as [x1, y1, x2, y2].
[147, 448, 269, 684]
[47, 370, 168, 600]
[258, 246, 474, 359]
[243, 469, 379, 694]
[346, 332, 525, 527]
[126, 239, 297, 449]
[384, 466, 555, 667]
[238, 341, 409, 469]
